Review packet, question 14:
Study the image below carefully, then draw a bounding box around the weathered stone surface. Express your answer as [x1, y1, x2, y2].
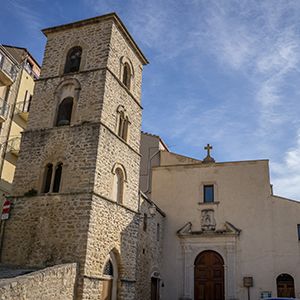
[0, 263, 77, 300]
[1, 13, 164, 300]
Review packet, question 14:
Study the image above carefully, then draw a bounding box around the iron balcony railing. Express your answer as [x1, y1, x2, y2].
[0, 97, 10, 121]
[0, 51, 17, 82]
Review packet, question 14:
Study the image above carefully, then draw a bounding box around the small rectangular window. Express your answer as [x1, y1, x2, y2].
[203, 185, 214, 203]
[297, 224, 300, 240]
[143, 213, 148, 231]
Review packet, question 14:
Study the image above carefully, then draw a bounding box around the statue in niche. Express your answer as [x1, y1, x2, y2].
[201, 209, 216, 231]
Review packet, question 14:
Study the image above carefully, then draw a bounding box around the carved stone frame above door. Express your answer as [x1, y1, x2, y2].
[177, 222, 240, 300]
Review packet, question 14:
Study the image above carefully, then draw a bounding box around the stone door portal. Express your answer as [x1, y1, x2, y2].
[194, 250, 225, 300]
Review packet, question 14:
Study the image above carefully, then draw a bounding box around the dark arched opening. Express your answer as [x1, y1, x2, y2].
[122, 63, 131, 89]
[43, 163, 53, 193]
[56, 97, 73, 126]
[52, 163, 63, 193]
[64, 46, 82, 74]
[277, 273, 295, 297]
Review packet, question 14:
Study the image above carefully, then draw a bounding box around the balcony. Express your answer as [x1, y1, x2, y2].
[6, 137, 21, 157]
[0, 97, 10, 122]
[15, 100, 30, 121]
[0, 52, 17, 86]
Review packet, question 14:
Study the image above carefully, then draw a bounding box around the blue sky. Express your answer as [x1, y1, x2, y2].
[2, 0, 300, 200]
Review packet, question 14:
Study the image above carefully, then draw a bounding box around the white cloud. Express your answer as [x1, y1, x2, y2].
[85, 0, 300, 199]
[271, 131, 300, 200]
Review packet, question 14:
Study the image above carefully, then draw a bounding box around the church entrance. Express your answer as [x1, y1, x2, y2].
[194, 250, 225, 300]
[277, 273, 295, 298]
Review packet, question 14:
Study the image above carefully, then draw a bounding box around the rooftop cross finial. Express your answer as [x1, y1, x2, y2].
[203, 144, 215, 163]
[204, 144, 213, 157]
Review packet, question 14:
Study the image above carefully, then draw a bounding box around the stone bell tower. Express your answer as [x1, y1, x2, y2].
[1, 13, 148, 300]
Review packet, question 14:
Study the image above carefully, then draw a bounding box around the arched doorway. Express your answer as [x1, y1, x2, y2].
[277, 273, 295, 297]
[194, 250, 225, 300]
[151, 271, 161, 300]
[101, 252, 118, 300]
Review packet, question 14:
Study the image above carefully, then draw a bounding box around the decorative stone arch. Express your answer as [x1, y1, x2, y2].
[120, 56, 134, 90]
[53, 78, 81, 126]
[111, 163, 127, 204]
[101, 249, 121, 300]
[59, 40, 88, 75]
[111, 163, 128, 182]
[179, 239, 237, 300]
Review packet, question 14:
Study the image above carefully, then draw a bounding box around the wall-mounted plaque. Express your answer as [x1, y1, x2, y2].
[243, 277, 253, 287]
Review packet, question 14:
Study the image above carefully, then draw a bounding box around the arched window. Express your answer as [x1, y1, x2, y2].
[42, 162, 63, 194]
[122, 63, 131, 89]
[56, 97, 73, 126]
[277, 273, 295, 297]
[117, 107, 129, 141]
[64, 46, 82, 74]
[112, 168, 124, 204]
[43, 163, 53, 193]
[52, 163, 63, 193]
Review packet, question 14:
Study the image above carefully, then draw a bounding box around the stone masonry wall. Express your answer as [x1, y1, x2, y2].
[101, 70, 142, 153]
[136, 196, 165, 300]
[2, 14, 148, 300]
[2, 194, 91, 269]
[40, 20, 112, 79]
[0, 263, 77, 300]
[93, 126, 140, 212]
[27, 70, 106, 131]
[12, 123, 99, 196]
[82, 194, 139, 300]
[107, 22, 144, 101]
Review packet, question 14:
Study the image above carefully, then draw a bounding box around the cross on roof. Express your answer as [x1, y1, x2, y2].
[203, 143, 215, 163]
[204, 144, 213, 157]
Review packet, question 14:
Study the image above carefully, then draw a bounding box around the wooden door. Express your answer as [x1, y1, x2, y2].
[194, 250, 224, 300]
[101, 280, 112, 300]
[277, 274, 295, 297]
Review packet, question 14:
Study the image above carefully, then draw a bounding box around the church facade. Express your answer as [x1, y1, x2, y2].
[0, 12, 300, 300]
[141, 138, 300, 300]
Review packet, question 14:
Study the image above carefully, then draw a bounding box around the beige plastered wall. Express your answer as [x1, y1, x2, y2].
[151, 158, 300, 300]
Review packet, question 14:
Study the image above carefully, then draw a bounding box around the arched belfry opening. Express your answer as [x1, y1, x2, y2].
[64, 46, 82, 74]
[56, 97, 73, 126]
[194, 250, 225, 300]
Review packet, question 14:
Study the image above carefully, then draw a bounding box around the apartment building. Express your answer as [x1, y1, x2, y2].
[0, 45, 40, 202]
